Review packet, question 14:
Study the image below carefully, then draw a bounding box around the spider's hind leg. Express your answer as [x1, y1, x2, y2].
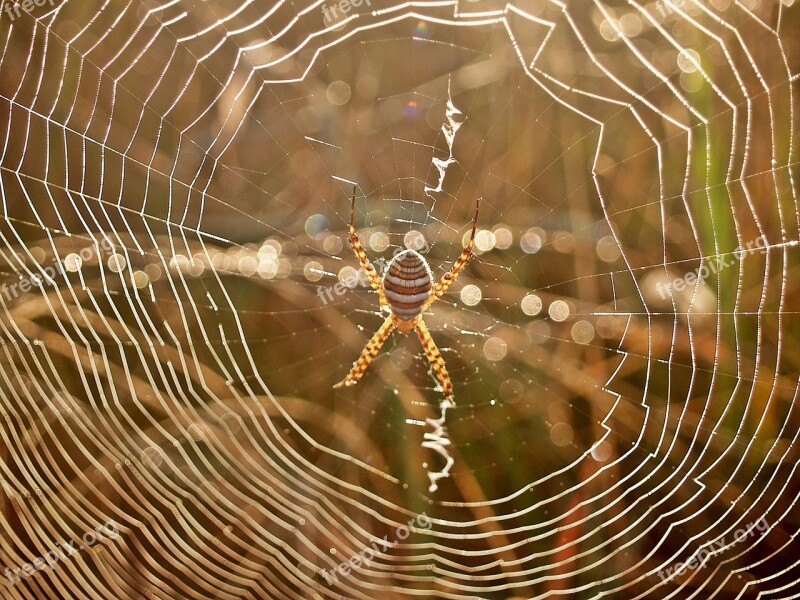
[415, 317, 454, 401]
[334, 315, 395, 389]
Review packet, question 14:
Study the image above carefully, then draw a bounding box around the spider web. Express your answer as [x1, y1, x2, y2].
[1, 0, 799, 598]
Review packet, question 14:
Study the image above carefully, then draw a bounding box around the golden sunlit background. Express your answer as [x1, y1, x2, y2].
[1, 0, 799, 598]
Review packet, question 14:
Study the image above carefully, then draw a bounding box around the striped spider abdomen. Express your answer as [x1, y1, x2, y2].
[382, 249, 432, 322]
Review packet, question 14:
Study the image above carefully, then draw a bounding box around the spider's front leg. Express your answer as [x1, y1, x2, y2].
[333, 315, 395, 389]
[415, 316, 454, 401]
[424, 197, 480, 310]
[347, 187, 388, 309]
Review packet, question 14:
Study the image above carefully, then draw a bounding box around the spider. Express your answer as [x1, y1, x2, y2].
[333, 187, 480, 401]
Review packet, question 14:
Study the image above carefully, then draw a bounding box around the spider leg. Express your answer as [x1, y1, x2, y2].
[348, 187, 388, 308]
[333, 314, 395, 389]
[415, 316, 454, 401]
[423, 197, 480, 310]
